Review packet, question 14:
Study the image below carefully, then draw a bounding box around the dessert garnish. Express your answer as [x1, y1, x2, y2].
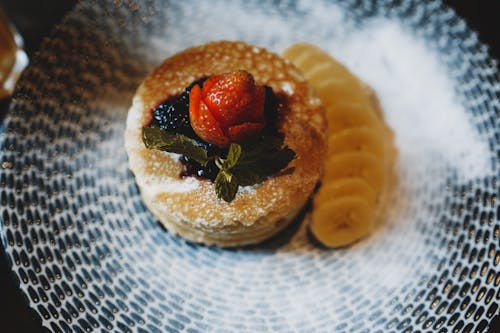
[125, 41, 327, 246]
[189, 70, 266, 146]
[142, 70, 296, 202]
[283, 43, 396, 248]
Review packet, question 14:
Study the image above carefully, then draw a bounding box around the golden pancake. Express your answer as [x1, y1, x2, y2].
[125, 41, 327, 247]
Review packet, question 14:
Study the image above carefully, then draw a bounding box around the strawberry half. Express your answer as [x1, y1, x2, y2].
[189, 70, 266, 146]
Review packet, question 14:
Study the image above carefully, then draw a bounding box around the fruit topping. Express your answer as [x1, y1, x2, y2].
[283, 43, 396, 248]
[189, 70, 266, 146]
[142, 71, 295, 203]
[151, 89, 192, 134]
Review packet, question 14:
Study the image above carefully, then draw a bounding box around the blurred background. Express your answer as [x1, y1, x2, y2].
[1, 0, 498, 59]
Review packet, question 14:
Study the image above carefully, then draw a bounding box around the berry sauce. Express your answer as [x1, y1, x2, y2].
[149, 79, 205, 138]
[148, 79, 279, 181]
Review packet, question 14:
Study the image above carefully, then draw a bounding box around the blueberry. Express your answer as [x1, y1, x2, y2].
[151, 90, 194, 136]
[179, 156, 219, 181]
[149, 78, 223, 180]
[147, 79, 279, 182]
[150, 78, 209, 138]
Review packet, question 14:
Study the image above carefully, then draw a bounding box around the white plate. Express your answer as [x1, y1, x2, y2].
[1, 0, 499, 332]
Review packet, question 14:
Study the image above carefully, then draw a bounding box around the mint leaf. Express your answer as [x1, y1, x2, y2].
[232, 167, 267, 186]
[215, 169, 239, 202]
[231, 139, 296, 186]
[259, 145, 296, 174]
[143, 126, 296, 203]
[142, 126, 175, 149]
[142, 126, 210, 165]
[238, 136, 284, 163]
[224, 143, 242, 169]
[232, 146, 295, 186]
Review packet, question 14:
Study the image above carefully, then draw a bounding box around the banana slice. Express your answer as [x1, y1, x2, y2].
[283, 43, 357, 86]
[311, 196, 373, 248]
[324, 152, 385, 192]
[328, 127, 385, 157]
[325, 101, 383, 133]
[314, 80, 374, 112]
[283, 42, 396, 248]
[283, 44, 374, 111]
[314, 178, 377, 208]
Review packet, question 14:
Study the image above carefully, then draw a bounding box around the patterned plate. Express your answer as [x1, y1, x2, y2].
[1, 1, 499, 332]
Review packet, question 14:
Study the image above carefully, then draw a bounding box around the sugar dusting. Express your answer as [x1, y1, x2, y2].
[281, 82, 294, 95]
[144, 177, 199, 195]
[328, 20, 491, 180]
[142, 0, 494, 328]
[151, 0, 490, 181]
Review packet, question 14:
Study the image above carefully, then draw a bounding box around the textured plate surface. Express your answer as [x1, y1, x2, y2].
[1, 0, 499, 332]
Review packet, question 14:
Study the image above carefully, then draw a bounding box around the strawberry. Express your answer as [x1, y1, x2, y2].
[189, 84, 230, 146]
[189, 70, 266, 146]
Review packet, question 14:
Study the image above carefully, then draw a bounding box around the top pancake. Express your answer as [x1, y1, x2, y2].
[125, 41, 327, 232]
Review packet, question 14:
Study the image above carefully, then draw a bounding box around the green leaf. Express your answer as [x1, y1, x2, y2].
[142, 126, 175, 149]
[143, 126, 296, 203]
[259, 146, 296, 174]
[239, 136, 284, 162]
[142, 126, 210, 165]
[232, 167, 267, 186]
[231, 138, 296, 186]
[214, 169, 239, 202]
[224, 143, 242, 169]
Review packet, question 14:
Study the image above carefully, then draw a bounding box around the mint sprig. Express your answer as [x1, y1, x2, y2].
[213, 143, 243, 202]
[214, 167, 239, 202]
[215, 140, 296, 202]
[142, 126, 296, 202]
[142, 126, 212, 165]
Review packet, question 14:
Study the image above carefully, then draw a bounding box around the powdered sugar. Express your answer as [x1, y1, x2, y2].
[150, 0, 491, 182]
[144, 176, 200, 195]
[281, 82, 294, 95]
[328, 20, 491, 180]
[10, 1, 496, 332]
[144, 5, 494, 325]
[125, 95, 145, 130]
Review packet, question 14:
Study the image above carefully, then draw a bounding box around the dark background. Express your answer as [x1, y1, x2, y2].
[0, 1, 498, 332]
